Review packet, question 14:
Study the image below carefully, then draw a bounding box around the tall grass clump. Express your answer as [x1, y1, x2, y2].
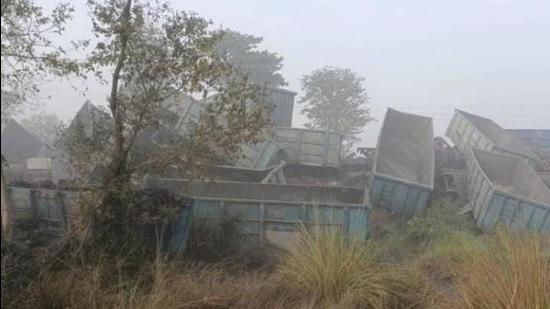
[278, 224, 439, 308]
[453, 229, 550, 309]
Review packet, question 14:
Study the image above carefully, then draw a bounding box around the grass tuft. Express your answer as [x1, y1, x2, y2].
[452, 229, 550, 309]
[278, 224, 439, 308]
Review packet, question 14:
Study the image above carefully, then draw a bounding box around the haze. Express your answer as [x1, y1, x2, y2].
[32, 0, 550, 146]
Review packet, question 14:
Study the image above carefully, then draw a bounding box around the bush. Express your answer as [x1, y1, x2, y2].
[372, 199, 477, 262]
[185, 216, 242, 263]
[185, 215, 278, 269]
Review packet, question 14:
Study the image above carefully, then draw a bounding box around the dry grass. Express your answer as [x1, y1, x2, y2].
[451, 229, 550, 309]
[4, 209, 549, 309]
[278, 225, 440, 308]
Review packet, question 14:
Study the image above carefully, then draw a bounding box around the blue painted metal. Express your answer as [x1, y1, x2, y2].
[446, 110, 540, 165]
[191, 198, 369, 241]
[149, 180, 370, 243]
[272, 127, 342, 167]
[163, 201, 194, 256]
[369, 175, 432, 216]
[7, 187, 196, 251]
[268, 88, 296, 127]
[370, 109, 434, 215]
[466, 149, 550, 233]
[238, 140, 282, 169]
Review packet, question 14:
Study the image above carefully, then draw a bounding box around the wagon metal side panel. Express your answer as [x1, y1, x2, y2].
[191, 197, 369, 247]
[273, 127, 341, 167]
[7, 187, 35, 220]
[477, 193, 550, 233]
[446, 111, 494, 154]
[370, 109, 434, 215]
[369, 174, 431, 216]
[7, 187, 196, 247]
[447, 110, 540, 166]
[465, 151, 495, 225]
[467, 150, 550, 234]
[238, 140, 282, 169]
[268, 88, 295, 127]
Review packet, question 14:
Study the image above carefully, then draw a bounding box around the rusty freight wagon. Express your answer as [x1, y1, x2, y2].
[466, 149, 550, 233]
[369, 109, 435, 215]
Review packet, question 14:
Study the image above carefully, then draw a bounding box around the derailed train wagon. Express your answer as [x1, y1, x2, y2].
[148, 179, 370, 247]
[272, 127, 342, 167]
[370, 109, 434, 215]
[466, 149, 550, 233]
[6, 187, 195, 255]
[446, 110, 540, 165]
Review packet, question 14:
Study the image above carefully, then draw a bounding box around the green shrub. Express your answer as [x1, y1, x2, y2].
[372, 198, 478, 261]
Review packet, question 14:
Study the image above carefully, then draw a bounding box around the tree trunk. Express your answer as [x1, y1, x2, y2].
[97, 0, 133, 241]
[1, 165, 12, 240]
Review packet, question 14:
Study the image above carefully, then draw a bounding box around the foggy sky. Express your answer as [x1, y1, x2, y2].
[31, 0, 550, 146]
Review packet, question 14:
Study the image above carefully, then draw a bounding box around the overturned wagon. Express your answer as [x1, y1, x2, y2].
[149, 180, 370, 247]
[370, 109, 434, 215]
[466, 149, 550, 233]
[235, 126, 342, 170]
[446, 110, 540, 165]
[273, 127, 342, 167]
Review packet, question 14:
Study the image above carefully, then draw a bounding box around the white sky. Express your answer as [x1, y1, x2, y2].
[31, 0, 550, 146]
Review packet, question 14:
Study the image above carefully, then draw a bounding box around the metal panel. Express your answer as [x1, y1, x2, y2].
[370, 109, 434, 215]
[192, 197, 369, 246]
[154, 180, 370, 246]
[7, 187, 34, 219]
[369, 174, 432, 216]
[446, 110, 539, 164]
[238, 140, 282, 169]
[268, 88, 295, 127]
[466, 150, 550, 233]
[273, 127, 341, 167]
[6, 187, 195, 251]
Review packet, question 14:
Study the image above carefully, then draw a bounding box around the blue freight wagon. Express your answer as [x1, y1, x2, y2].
[148, 179, 370, 248]
[466, 149, 550, 233]
[6, 187, 194, 254]
[370, 109, 435, 216]
[446, 110, 540, 165]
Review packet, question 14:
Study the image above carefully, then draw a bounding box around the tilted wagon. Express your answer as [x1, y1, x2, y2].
[466, 149, 550, 233]
[370, 108, 434, 215]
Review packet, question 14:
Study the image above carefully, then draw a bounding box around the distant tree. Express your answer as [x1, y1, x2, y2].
[1, 0, 83, 109]
[20, 112, 65, 145]
[1, 0, 80, 237]
[85, 0, 268, 243]
[299, 66, 373, 152]
[216, 29, 286, 87]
